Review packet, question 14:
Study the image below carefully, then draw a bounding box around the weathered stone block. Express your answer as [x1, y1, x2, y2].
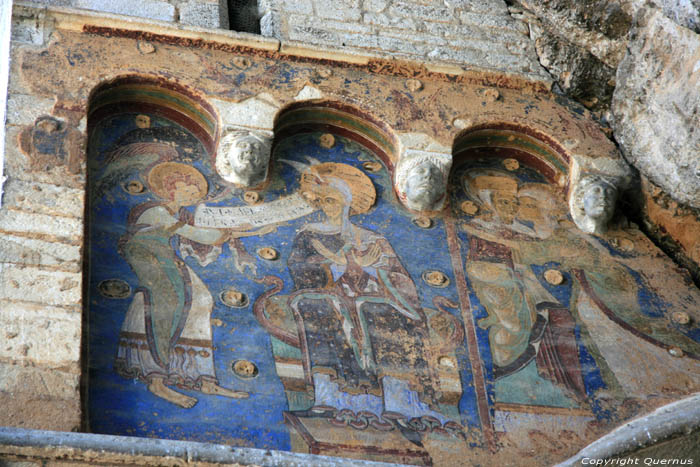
[364, 0, 388, 13]
[0, 234, 81, 271]
[72, 0, 177, 22]
[363, 11, 419, 30]
[445, 0, 508, 14]
[288, 24, 343, 46]
[0, 266, 82, 308]
[313, 0, 361, 21]
[179, 1, 222, 28]
[211, 94, 281, 131]
[0, 302, 81, 367]
[427, 46, 487, 66]
[0, 361, 79, 400]
[0, 210, 82, 241]
[376, 35, 434, 56]
[381, 29, 447, 47]
[389, 2, 454, 22]
[612, 8, 700, 208]
[339, 32, 379, 49]
[10, 6, 46, 45]
[278, 0, 314, 14]
[3, 179, 84, 218]
[259, 10, 280, 37]
[460, 11, 529, 34]
[288, 13, 372, 34]
[482, 49, 530, 70]
[427, 20, 529, 45]
[326, 19, 374, 35]
[5, 94, 56, 127]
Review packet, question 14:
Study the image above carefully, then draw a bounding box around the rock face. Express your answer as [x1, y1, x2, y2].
[511, 0, 632, 114]
[612, 8, 700, 208]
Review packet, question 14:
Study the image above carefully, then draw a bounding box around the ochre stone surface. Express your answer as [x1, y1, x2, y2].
[639, 176, 700, 284]
[0, 393, 80, 432]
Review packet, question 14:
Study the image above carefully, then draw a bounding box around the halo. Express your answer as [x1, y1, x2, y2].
[147, 162, 208, 200]
[462, 168, 518, 206]
[300, 162, 376, 215]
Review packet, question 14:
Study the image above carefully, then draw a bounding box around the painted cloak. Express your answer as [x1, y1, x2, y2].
[286, 224, 440, 409]
[115, 204, 224, 388]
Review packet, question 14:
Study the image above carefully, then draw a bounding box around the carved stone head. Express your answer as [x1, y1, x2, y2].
[396, 150, 451, 211]
[216, 129, 271, 187]
[570, 174, 619, 235]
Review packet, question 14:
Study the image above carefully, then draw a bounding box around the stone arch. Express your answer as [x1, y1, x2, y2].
[87, 75, 220, 157]
[272, 100, 400, 172]
[452, 122, 571, 188]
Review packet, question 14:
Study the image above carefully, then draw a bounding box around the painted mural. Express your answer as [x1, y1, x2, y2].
[87, 109, 700, 465]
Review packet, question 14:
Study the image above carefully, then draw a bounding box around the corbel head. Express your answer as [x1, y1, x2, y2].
[216, 128, 272, 187]
[395, 150, 452, 212]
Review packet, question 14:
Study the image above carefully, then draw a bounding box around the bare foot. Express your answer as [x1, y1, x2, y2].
[147, 377, 197, 408]
[200, 380, 249, 398]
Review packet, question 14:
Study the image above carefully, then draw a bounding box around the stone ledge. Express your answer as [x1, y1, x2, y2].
[560, 392, 700, 465]
[14, 1, 281, 51]
[0, 427, 401, 466]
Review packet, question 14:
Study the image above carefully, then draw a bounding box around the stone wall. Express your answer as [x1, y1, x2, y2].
[24, 0, 229, 28]
[1, 3, 84, 432]
[258, 0, 549, 81]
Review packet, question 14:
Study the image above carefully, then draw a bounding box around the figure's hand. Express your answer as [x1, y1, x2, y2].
[311, 239, 346, 265]
[352, 242, 382, 267]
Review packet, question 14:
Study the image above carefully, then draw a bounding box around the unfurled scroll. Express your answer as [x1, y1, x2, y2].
[194, 193, 315, 228]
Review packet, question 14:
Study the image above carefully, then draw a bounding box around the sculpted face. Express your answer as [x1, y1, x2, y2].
[217, 132, 270, 186]
[583, 180, 617, 221]
[230, 135, 266, 177]
[404, 161, 445, 209]
[570, 174, 620, 235]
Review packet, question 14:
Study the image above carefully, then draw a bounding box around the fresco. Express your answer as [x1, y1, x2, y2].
[87, 111, 700, 464]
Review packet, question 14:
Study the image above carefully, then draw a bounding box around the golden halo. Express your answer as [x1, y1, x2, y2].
[300, 162, 376, 215]
[147, 162, 208, 200]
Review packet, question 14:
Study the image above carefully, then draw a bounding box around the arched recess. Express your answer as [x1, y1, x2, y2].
[447, 119, 700, 454]
[452, 122, 570, 187]
[84, 75, 224, 435]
